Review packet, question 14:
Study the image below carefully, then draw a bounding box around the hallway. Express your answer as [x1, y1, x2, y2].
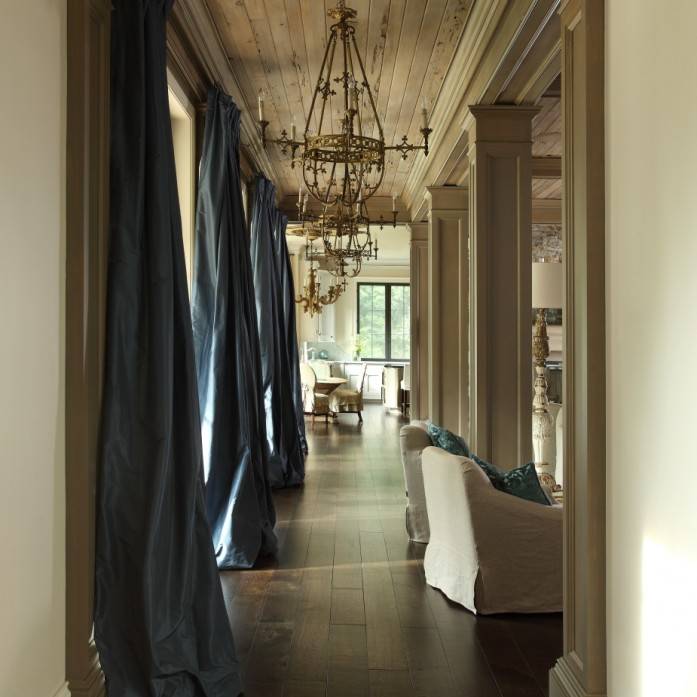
[220, 406, 562, 697]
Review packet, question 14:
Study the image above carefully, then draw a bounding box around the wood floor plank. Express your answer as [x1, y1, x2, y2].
[368, 669, 415, 697]
[331, 587, 366, 625]
[245, 621, 295, 685]
[363, 566, 409, 670]
[329, 623, 369, 670]
[410, 668, 458, 697]
[401, 626, 448, 670]
[359, 531, 388, 564]
[333, 520, 363, 589]
[475, 618, 544, 697]
[284, 680, 327, 697]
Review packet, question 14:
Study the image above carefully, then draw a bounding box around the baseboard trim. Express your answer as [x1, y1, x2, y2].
[549, 657, 607, 697]
[68, 650, 105, 697]
[52, 682, 72, 697]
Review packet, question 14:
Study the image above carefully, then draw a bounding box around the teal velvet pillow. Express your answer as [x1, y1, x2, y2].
[470, 453, 505, 485]
[491, 462, 550, 506]
[426, 422, 470, 457]
[471, 454, 550, 506]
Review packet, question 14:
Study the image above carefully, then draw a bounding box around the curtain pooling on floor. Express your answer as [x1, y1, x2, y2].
[94, 3, 242, 695]
[192, 88, 278, 569]
[251, 176, 306, 487]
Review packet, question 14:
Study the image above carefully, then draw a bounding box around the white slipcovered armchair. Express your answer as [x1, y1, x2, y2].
[422, 446, 563, 614]
[399, 421, 431, 543]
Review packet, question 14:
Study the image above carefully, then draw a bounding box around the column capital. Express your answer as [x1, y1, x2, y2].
[468, 104, 540, 145]
[406, 221, 429, 242]
[425, 186, 468, 213]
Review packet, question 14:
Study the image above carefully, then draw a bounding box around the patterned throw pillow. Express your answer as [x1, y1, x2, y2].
[491, 462, 550, 506]
[470, 453, 505, 484]
[426, 422, 470, 457]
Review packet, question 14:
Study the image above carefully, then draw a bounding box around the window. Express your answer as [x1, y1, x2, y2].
[357, 283, 410, 360]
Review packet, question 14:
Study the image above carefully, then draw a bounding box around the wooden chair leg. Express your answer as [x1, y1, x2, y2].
[357, 411, 363, 423]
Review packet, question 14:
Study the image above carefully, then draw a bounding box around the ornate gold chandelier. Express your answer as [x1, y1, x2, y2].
[258, 0, 432, 213]
[295, 263, 347, 317]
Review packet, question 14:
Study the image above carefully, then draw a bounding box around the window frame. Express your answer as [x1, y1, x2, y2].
[356, 282, 410, 361]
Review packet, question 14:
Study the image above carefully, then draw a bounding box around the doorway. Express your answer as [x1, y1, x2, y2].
[64, 2, 607, 696]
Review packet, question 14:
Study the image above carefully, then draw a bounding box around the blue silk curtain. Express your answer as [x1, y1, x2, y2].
[251, 177, 307, 487]
[94, 2, 241, 695]
[191, 88, 278, 569]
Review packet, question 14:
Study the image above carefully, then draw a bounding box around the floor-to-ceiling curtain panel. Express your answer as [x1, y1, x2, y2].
[94, 3, 241, 695]
[251, 176, 306, 487]
[273, 210, 308, 456]
[191, 87, 277, 569]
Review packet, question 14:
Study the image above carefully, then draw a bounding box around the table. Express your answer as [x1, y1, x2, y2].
[314, 376, 347, 396]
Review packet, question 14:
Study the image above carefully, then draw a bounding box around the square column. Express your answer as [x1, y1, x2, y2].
[468, 105, 538, 467]
[408, 222, 429, 420]
[426, 187, 469, 437]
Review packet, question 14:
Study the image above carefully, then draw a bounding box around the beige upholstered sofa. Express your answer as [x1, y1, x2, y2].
[421, 445, 563, 614]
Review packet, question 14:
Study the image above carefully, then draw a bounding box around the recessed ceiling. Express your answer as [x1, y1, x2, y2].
[206, 0, 474, 200]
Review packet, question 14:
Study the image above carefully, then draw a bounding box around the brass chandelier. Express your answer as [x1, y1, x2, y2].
[295, 262, 347, 317]
[294, 189, 399, 279]
[258, 0, 432, 220]
[287, 223, 348, 315]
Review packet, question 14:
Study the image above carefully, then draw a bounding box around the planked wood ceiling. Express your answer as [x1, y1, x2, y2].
[532, 95, 562, 200]
[206, 0, 474, 200]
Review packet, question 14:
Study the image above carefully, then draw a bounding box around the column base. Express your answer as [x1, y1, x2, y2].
[550, 657, 606, 697]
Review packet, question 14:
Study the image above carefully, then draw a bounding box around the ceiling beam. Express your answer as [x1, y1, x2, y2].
[533, 156, 562, 178]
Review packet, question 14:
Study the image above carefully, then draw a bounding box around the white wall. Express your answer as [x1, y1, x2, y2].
[606, 3, 697, 696]
[0, 1, 68, 696]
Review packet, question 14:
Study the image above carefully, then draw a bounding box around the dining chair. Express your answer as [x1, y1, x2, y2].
[299, 363, 330, 424]
[328, 363, 368, 423]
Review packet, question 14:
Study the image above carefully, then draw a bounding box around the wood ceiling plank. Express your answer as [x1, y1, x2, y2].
[284, 0, 317, 132]
[263, 0, 311, 190]
[532, 177, 561, 199]
[389, 0, 473, 196]
[300, 0, 328, 108]
[532, 97, 561, 157]
[371, 0, 406, 143]
[359, 0, 390, 138]
[378, 0, 428, 193]
[382, 0, 448, 195]
[206, 0, 297, 191]
[206, 0, 276, 120]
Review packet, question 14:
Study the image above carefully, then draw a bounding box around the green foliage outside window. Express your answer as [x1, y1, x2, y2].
[357, 283, 410, 360]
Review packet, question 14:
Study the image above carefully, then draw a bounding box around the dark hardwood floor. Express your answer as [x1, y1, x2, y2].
[220, 405, 562, 697]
